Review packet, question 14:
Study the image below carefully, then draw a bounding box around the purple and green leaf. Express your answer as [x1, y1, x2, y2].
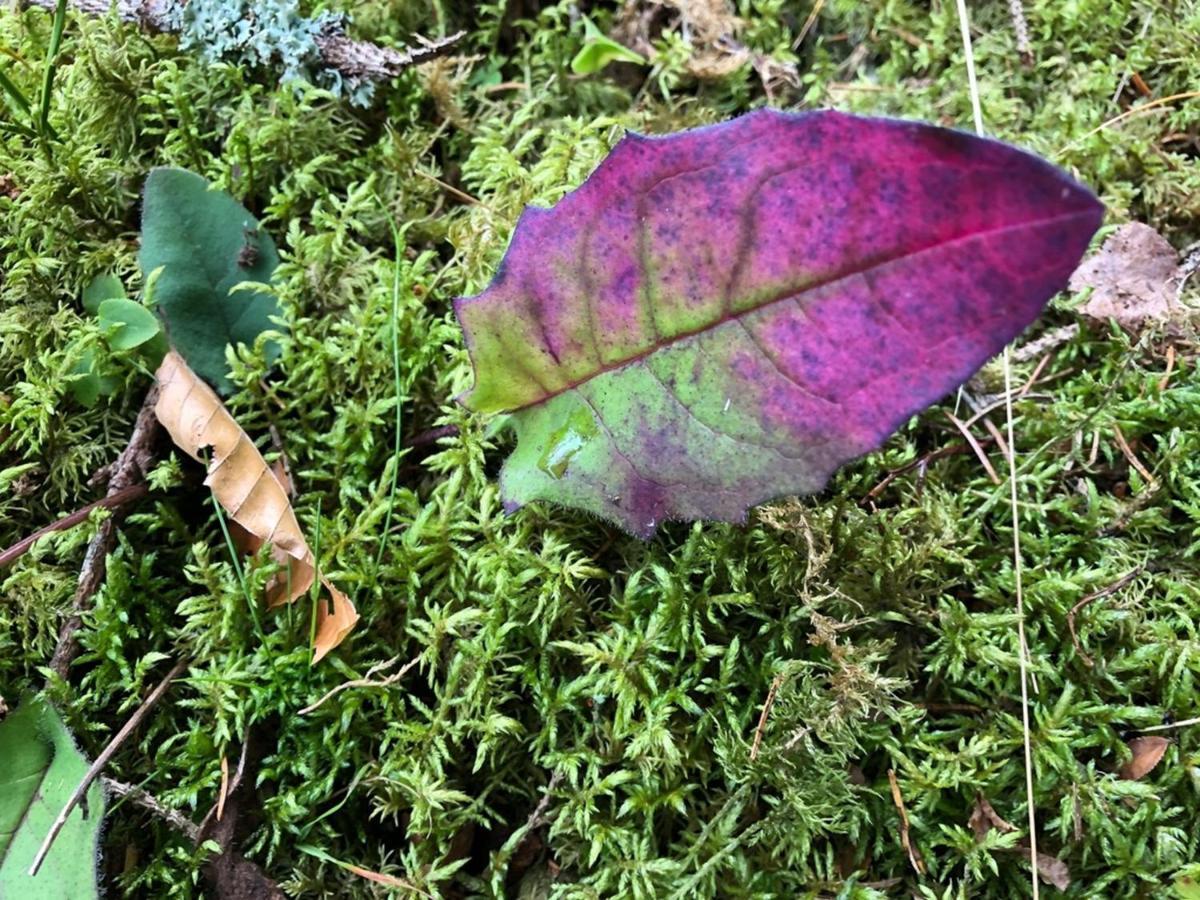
[455, 109, 1103, 538]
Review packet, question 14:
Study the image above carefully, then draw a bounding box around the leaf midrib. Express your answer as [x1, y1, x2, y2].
[508, 207, 1094, 414]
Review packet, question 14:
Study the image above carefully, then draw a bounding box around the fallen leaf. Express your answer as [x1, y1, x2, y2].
[455, 109, 1102, 537]
[1119, 735, 1170, 780]
[154, 351, 358, 661]
[1070, 222, 1179, 329]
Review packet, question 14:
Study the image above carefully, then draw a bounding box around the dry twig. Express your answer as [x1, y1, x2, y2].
[49, 386, 161, 680]
[0, 483, 149, 570]
[887, 769, 925, 874]
[749, 673, 785, 761]
[30, 658, 188, 876]
[1067, 567, 1143, 666]
[299, 655, 420, 715]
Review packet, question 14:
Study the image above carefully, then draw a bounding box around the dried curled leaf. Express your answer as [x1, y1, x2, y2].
[155, 351, 358, 661]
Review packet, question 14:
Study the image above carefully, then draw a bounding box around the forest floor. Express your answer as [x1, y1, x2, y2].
[3, 1, 1200, 897]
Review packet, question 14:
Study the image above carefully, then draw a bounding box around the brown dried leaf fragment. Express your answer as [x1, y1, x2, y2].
[968, 793, 1016, 841]
[1119, 735, 1170, 780]
[969, 793, 1071, 890]
[154, 352, 358, 662]
[1070, 223, 1180, 330]
[1034, 853, 1072, 891]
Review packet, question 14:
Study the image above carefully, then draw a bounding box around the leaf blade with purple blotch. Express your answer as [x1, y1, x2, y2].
[455, 109, 1103, 537]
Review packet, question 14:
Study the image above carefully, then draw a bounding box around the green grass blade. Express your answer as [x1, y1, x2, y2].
[372, 218, 406, 576]
[37, 0, 68, 141]
[0, 64, 32, 120]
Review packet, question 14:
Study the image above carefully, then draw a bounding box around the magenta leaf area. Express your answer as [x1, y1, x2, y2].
[454, 109, 1103, 537]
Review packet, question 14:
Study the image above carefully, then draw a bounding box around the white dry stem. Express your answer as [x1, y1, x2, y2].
[953, 2, 1040, 897]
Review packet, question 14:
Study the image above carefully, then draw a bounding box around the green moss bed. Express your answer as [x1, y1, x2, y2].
[3, 1, 1200, 896]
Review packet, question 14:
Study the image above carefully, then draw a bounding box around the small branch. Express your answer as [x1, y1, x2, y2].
[299, 655, 420, 715]
[1140, 716, 1200, 733]
[102, 777, 199, 842]
[30, 658, 188, 876]
[0, 483, 149, 570]
[945, 411, 1001, 485]
[862, 440, 986, 503]
[887, 768, 926, 875]
[403, 424, 459, 449]
[20, 0, 463, 89]
[749, 673, 784, 761]
[48, 386, 160, 680]
[1067, 567, 1143, 667]
[197, 737, 251, 838]
[315, 30, 466, 83]
[523, 771, 563, 834]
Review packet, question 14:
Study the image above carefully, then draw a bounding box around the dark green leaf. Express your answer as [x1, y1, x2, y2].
[81, 274, 124, 315]
[139, 167, 282, 393]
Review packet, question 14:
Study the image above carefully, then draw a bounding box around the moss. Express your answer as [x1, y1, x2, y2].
[3, 0, 1200, 896]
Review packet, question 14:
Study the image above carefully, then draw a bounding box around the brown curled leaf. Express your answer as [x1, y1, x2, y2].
[154, 351, 359, 662]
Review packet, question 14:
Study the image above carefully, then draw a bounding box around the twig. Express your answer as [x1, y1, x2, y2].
[1110, 12, 1156, 107]
[749, 673, 784, 761]
[20, 1, 463, 88]
[0, 482, 148, 569]
[945, 411, 1001, 484]
[862, 441, 984, 503]
[48, 386, 160, 680]
[1140, 716, 1200, 733]
[523, 771, 563, 833]
[198, 736, 251, 837]
[1061, 91, 1200, 152]
[102, 777, 199, 842]
[414, 170, 481, 206]
[887, 769, 925, 874]
[1012, 324, 1079, 363]
[793, 0, 826, 48]
[30, 658, 188, 876]
[1112, 424, 1156, 486]
[1067, 567, 1142, 667]
[1159, 344, 1175, 392]
[299, 655, 420, 715]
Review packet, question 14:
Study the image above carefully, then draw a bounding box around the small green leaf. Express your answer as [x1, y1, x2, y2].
[68, 350, 119, 408]
[139, 167, 282, 394]
[571, 16, 645, 74]
[81, 274, 125, 315]
[98, 298, 161, 350]
[0, 695, 104, 899]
